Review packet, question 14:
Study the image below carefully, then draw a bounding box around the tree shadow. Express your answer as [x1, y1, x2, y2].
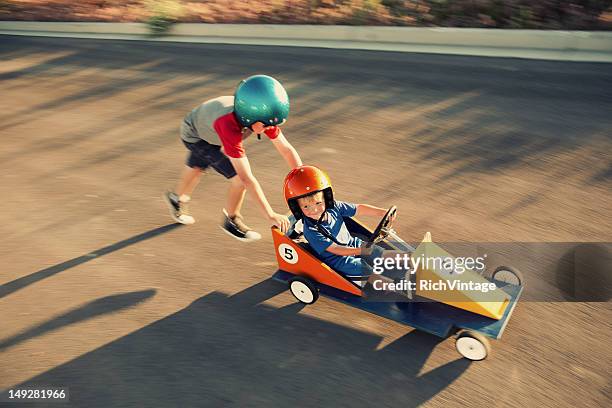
[590, 164, 612, 184]
[0, 289, 156, 351]
[4, 36, 609, 221]
[0, 60, 173, 133]
[13, 279, 470, 407]
[0, 224, 182, 300]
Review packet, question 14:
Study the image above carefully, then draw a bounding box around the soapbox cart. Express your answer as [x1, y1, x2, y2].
[271, 208, 524, 361]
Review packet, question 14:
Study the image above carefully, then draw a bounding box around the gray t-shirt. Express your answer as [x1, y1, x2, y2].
[181, 95, 246, 144]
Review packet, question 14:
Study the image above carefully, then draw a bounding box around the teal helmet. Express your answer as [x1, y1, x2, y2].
[234, 75, 290, 128]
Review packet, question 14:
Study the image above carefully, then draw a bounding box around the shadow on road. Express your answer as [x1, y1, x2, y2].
[0, 289, 156, 351]
[15, 279, 470, 407]
[0, 224, 181, 300]
[2, 36, 611, 203]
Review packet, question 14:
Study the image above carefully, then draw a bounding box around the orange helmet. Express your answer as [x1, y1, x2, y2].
[284, 165, 334, 220]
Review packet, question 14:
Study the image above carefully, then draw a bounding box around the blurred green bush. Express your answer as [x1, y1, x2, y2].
[145, 0, 182, 35]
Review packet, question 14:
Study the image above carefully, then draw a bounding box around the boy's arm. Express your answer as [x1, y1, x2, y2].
[229, 156, 290, 232]
[304, 227, 361, 257]
[355, 204, 388, 218]
[325, 243, 363, 257]
[271, 131, 302, 168]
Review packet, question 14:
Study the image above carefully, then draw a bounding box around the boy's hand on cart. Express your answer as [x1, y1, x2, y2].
[270, 212, 290, 233]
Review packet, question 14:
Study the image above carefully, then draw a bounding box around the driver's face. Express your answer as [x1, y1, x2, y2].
[298, 192, 325, 220]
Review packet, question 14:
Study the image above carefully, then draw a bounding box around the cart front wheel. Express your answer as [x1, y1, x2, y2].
[455, 330, 491, 361]
[289, 277, 318, 305]
[491, 265, 524, 286]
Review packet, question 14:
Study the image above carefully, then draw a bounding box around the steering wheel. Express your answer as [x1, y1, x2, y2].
[368, 206, 397, 245]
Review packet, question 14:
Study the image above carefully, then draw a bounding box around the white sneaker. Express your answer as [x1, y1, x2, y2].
[164, 191, 195, 225]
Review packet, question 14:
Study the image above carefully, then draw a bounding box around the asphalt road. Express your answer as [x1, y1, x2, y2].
[0, 35, 611, 407]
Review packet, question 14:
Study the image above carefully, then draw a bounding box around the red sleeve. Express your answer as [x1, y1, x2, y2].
[264, 126, 280, 140]
[213, 114, 245, 158]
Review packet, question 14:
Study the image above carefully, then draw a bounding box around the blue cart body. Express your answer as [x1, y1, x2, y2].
[273, 270, 523, 340]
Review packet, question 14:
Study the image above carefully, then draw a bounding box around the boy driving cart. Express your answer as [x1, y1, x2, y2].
[283, 165, 409, 289]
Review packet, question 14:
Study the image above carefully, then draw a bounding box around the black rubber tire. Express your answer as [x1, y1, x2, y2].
[491, 265, 524, 286]
[288, 276, 319, 305]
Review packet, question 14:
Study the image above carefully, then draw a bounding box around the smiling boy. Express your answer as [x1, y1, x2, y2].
[284, 166, 395, 278]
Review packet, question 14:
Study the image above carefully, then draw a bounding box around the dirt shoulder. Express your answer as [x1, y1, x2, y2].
[1, 1, 610, 29]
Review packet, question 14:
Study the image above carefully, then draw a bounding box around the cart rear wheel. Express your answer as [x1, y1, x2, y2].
[289, 277, 318, 305]
[455, 330, 491, 361]
[491, 265, 524, 286]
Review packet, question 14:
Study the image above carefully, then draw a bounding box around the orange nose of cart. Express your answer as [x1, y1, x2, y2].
[271, 227, 363, 297]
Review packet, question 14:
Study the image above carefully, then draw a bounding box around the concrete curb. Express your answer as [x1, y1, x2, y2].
[1, 21, 611, 62]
